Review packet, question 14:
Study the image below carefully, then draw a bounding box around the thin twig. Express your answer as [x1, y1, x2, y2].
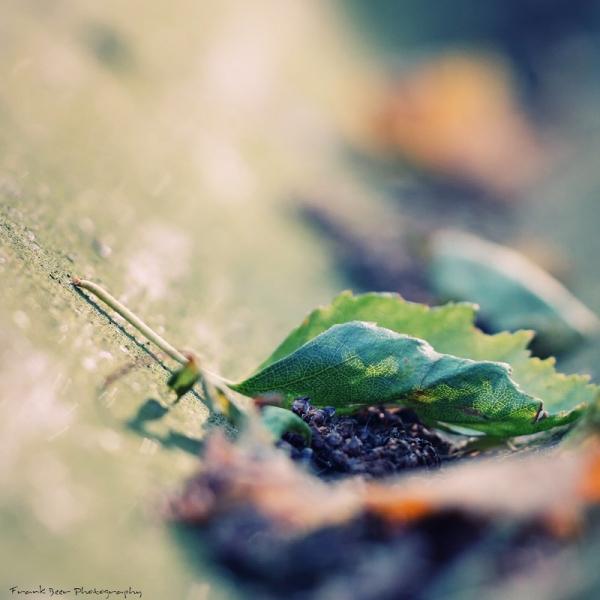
[72, 278, 188, 365]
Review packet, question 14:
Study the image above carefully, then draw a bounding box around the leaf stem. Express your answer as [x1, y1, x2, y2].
[72, 278, 188, 365]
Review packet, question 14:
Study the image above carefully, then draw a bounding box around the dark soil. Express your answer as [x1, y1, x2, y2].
[177, 506, 562, 600]
[277, 398, 452, 479]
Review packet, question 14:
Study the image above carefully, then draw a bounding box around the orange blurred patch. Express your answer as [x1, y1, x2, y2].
[543, 508, 582, 540]
[365, 486, 433, 523]
[375, 53, 547, 197]
[577, 440, 600, 503]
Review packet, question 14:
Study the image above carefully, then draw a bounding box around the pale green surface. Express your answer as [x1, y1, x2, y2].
[240, 292, 598, 436]
[0, 0, 361, 597]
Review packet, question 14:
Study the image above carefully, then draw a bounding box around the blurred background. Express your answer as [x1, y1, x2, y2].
[2, 0, 600, 598]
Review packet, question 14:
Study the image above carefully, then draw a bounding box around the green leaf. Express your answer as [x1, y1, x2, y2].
[429, 230, 600, 354]
[232, 292, 599, 437]
[235, 321, 547, 436]
[167, 357, 200, 399]
[260, 406, 312, 443]
[256, 290, 530, 367]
